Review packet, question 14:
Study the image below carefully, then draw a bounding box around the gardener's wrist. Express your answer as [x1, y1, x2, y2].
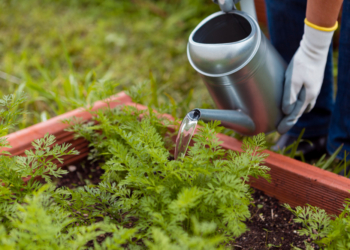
[300, 22, 335, 61]
[306, 0, 343, 28]
[304, 18, 338, 32]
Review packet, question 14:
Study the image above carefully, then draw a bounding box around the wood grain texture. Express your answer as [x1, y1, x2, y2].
[217, 133, 350, 215]
[1, 92, 132, 156]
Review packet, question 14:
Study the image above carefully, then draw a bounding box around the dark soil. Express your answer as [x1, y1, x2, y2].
[55, 161, 318, 249]
[234, 189, 319, 250]
[55, 160, 104, 189]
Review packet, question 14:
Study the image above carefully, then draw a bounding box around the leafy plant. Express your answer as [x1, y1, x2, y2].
[0, 99, 79, 225]
[0, 133, 78, 218]
[0, 93, 26, 141]
[145, 219, 225, 250]
[285, 201, 350, 249]
[284, 204, 331, 240]
[65, 102, 270, 247]
[0, 90, 272, 248]
[0, 184, 136, 249]
[0, 94, 130, 248]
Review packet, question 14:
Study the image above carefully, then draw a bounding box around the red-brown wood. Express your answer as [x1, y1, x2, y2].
[1, 92, 350, 215]
[217, 133, 350, 215]
[1, 92, 132, 164]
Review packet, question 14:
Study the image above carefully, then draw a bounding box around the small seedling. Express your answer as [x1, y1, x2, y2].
[263, 228, 272, 247]
[268, 243, 282, 249]
[249, 204, 264, 220]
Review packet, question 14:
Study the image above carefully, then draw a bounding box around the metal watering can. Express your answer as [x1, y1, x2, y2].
[187, 0, 287, 136]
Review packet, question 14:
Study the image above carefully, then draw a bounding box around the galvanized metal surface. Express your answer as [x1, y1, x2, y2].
[187, 10, 287, 135]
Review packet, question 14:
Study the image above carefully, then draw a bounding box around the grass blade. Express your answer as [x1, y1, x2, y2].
[289, 128, 305, 159]
[320, 144, 343, 170]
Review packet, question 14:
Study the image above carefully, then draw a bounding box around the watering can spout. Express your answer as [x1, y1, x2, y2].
[194, 108, 255, 135]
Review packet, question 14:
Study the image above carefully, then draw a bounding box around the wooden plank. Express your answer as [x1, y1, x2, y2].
[217, 133, 350, 215]
[1, 92, 132, 156]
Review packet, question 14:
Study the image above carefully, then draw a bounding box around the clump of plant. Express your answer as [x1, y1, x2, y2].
[0, 94, 136, 249]
[285, 202, 350, 249]
[0, 91, 272, 248]
[0, 94, 78, 222]
[65, 102, 271, 247]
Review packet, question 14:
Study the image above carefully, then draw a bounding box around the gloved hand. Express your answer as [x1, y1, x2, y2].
[277, 20, 337, 134]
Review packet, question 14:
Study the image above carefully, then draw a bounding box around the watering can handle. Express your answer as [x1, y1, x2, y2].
[213, 0, 258, 20]
[212, 0, 240, 12]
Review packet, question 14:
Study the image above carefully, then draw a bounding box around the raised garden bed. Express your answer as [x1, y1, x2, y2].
[4, 91, 349, 214]
[2, 91, 350, 248]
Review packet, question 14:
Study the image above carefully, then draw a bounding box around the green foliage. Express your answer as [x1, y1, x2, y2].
[284, 204, 331, 240]
[0, 0, 217, 127]
[285, 201, 350, 249]
[0, 132, 79, 224]
[0, 93, 139, 248]
[145, 218, 224, 250]
[272, 128, 350, 177]
[291, 241, 314, 250]
[65, 103, 270, 247]
[0, 93, 26, 141]
[0, 92, 271, 248]
[0, 185, 135, 249]
[0, 1, 347, 247]
[16, 134, 79, 182]
[272, 128, 306, 162]
[0, 95, 70, 218]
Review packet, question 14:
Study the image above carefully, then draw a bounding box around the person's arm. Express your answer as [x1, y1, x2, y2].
[307, 0, 343, 27]
[277, 0, 343, 134]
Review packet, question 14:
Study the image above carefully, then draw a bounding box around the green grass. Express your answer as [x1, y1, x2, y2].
[0, 0, 219, 129]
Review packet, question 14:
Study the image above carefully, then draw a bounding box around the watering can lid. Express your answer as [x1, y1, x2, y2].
[187, 11, 261, 77]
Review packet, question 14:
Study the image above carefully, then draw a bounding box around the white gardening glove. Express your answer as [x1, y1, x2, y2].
[277, 21, 336, 134]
